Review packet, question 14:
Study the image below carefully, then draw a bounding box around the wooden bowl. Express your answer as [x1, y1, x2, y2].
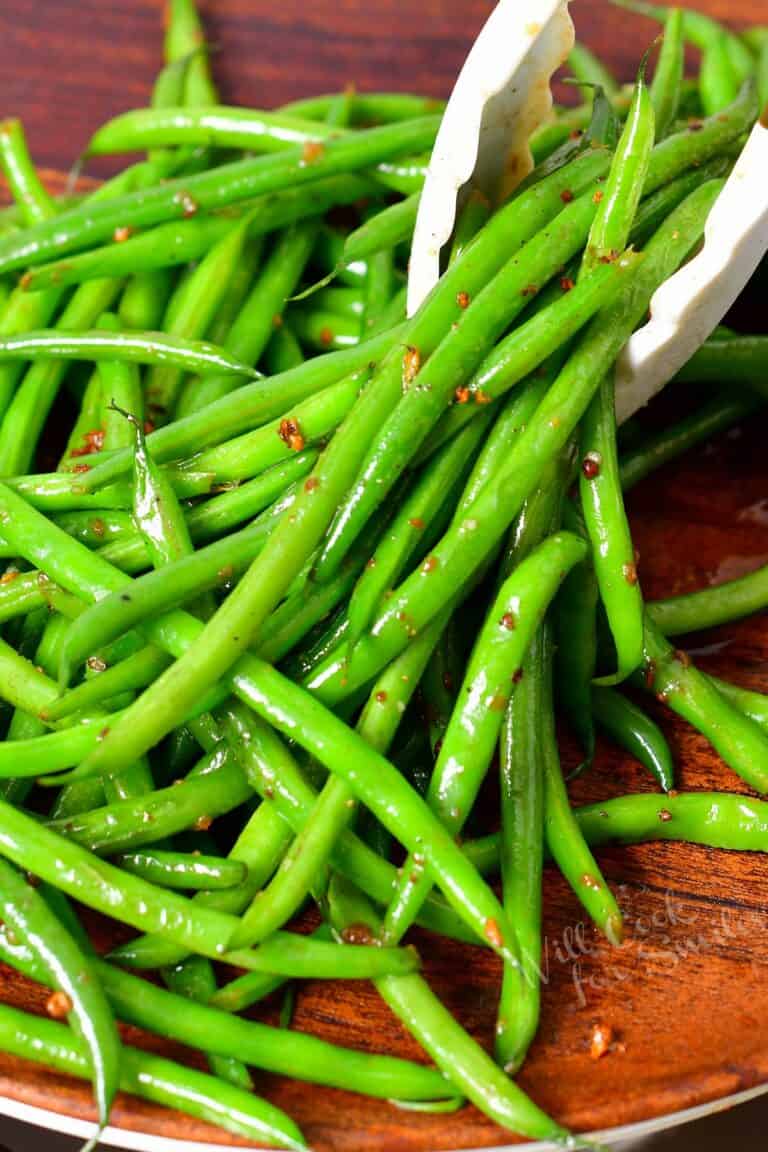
[0, 2, 767, 1148]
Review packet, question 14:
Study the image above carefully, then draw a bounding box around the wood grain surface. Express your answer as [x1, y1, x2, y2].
[0, 2, 767, 1150]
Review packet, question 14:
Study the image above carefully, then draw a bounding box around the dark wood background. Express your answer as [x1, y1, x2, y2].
[0, 0, 760, 174]
[0, 2, 767, 1150]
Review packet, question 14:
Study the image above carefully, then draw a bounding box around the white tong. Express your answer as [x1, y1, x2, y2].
[408, 0, 768, 422]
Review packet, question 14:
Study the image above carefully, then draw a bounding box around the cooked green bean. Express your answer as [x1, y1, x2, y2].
[0, 118, 55, 225]
[115, 850, 248, 891]
[639, 617, 768, 793]
[591, 685, 675, 791]
[0, 1000, 304, 1150]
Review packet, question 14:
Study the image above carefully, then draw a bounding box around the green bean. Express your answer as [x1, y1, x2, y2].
[628, 153, 735, 246]
[581, 375, 645, 682]
[380, 532, 587, 948]
[0, 118, 55, 225]
[591, 685, 674, 791]
[208, 238, 266, 348]
[495, 624, 546, 1074]
[0, 117, 441, 273]
[326, 875, 567, 1142]
[3, 473, 131, 513]
[708, 676, 768, 733]
[0, 714, 129, 777]
[146, 214, 254, 418]
[115, 850, 248, 891]
[161, 954, 254, 1091]
[346, 413, 490, 651]
[0, 1000, 304, 1149]
[676, 336, 768, 396]
[305, 182, 723, 707]
[574, 791, 768, 851]
[182, 221, 319, 414]
[0, 858, 120, 1128]
[613, 1, 755, 84]
[584, 52, 655, 270]
[169, 372, 362, 496]
[553, 498, 598, 762]
[0, 328, 260, 379]
[47, 749, 252, 854]
[650, 7, 685, 136]
[290, 307, 360, 351]
[648, 564, 768, 636]
[639, 617, 768, 793]
[619, 391, 759, 490]
[78, 323, 405, 491]
[542, 624, 624, 944]
[54, 510, 137, 549]
[165, 0, 218, 104]
[699, 37, 740, 116]
[283, 91, 445, 124]
[97, 315, 144, 450]
[88, 105, 351, 157]
[0, 570, 80, 625]
[756, 33, 768, 108]
[45, 647, 172, 721]
[343, 192, 420, 266]
[0, 797, 239, 956]
[0, 483, 512, 957]
[123, 404, 194, 568]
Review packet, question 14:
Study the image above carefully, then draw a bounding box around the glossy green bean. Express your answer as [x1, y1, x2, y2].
[0, 797, 238, 956]
[0, 1000, 304, 1149]
[60, 518, 276, 679]
[640, 617, 768, 793]
[47, 749, 252, 854]
[165, 0, 218, 104]
[115, 850, 248, 891]
[87, 105, 347, 157]
[543, 626, 624, 944]
[580, 375, 645, 682]
[282, 91, 445, 124]
[0, 117, 441, 273]
[495, 624, 546, 1074]
[699, 37, 740, 116]
[676, 336, 768, 396]
[327, 875, 567, 1142]
[21, 178, 376, 294]
[231, 608, 452, 949]
[591, 685, 674, 790]
[650, 7, 685, 135]
[0, 279, 122, 476]
[0, 858, 120, 1127]
[290, 307, 360, 351]
[0, 118, 55, 225]
[648, 563, 768, 636]
[45, 647, 172, 721]
[568, 42, 621, 97]
[584, 53, 655, 269]
[0, 328, 260, 378]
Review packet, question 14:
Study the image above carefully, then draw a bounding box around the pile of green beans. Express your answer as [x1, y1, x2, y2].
[0, 1, 765, 1147]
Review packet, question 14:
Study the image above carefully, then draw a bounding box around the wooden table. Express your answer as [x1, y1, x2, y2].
[0, 2, 766, 1151]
